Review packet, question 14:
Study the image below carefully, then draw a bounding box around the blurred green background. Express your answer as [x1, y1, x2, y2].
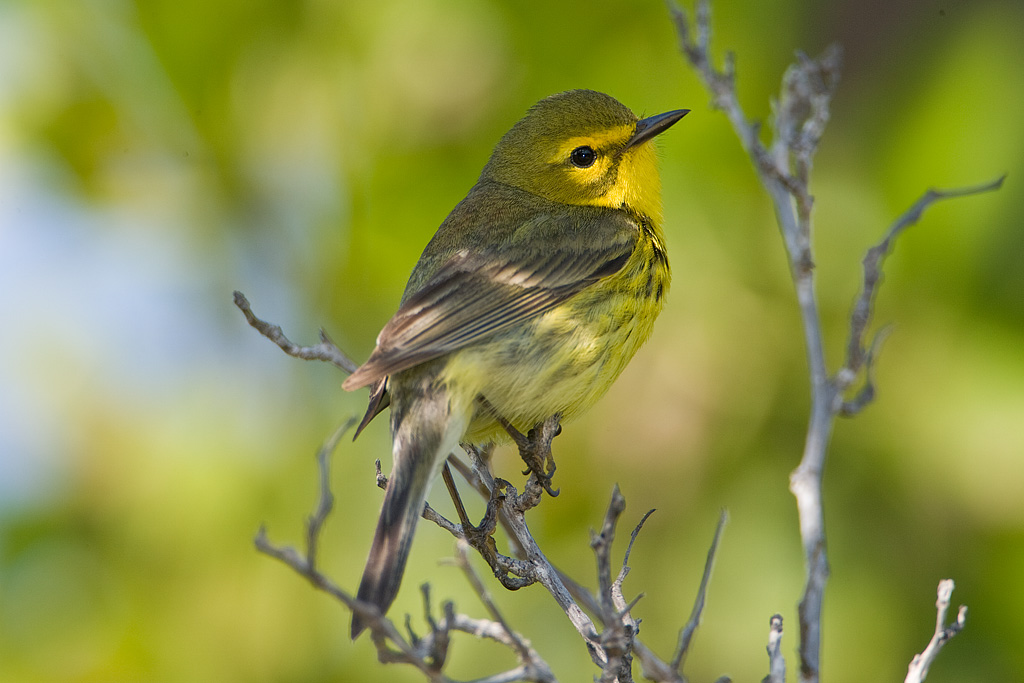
[1, 0, 1021, 681]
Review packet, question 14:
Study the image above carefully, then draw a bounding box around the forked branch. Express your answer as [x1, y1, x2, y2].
[234, 290, 358, 373]
[905, 580, 967, 683]
[668, 1, 997, 680]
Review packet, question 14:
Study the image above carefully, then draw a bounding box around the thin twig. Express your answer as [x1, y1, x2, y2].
[307, 418, 357, 569]
[838, 325, 890, 417]
[612, 508, 656, 616]
[905, 580, 967, 683]
[622, 509, 656, 570]
[416, 584, 451, 672]
[762, 614, 785, 683]
[447, 611, 558, 683]
[838, 175, 1007, 392]
[593, 485, 628, 619]
[672, 509, 728, 672]
[591, 485, 635, 683]
[233, 290, 358, 373]
[668, 3, 1002, 682]
[450, 541, 557, 682]
[455, 444, 606, 665]
[441, 461, 473, 531]
[256, 527, 450, 681]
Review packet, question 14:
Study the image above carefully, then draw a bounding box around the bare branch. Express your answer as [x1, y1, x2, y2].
[613, 508, 656, 616]
[233, 290, 358, 373]
[668, 0, 768, 173]
[839, 175, 1007, 391]
[633, 642, 685, 683]
[774, 47, 842, 196]
[669, 3, 1002, 681]
[450, 541, 557, 682]
[452, 443, 605, 664]
[590, 485, 636, 683]
[621, 509, 656, 570]
[672, 509, 728, 672]
[411, 584, 451, 673]
[592, 485, 628, 618]
[905, 580, 967, 683]
[307, 418, 356, 569]
[670, 5, 840, 679]
[253, 420, 457, 680]
[762, 614, 786, 683]
[838, 325, 890, 417]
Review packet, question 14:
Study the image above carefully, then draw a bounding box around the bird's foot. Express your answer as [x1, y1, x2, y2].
[474, 397, 562, 496]
[515, 415, 562, 497]
[441, 462, 535, 589]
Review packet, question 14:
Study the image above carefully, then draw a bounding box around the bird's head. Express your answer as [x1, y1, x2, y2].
[482, 89, 688, 222]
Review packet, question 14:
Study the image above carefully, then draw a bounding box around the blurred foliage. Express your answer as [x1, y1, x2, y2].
[1, 0, 1022, 681]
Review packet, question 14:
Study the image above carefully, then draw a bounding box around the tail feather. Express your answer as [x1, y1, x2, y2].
[350, 385, 466, 639]
[350, 457, 429, 639]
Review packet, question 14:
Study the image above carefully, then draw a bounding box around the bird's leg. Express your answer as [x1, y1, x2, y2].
[475, 396, 562, 497]
[441, 460, 535, 590]
[440, 461, 474, 532]
[441, 461, 499, 555]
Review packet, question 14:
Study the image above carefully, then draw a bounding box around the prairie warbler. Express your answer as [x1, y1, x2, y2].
[344, 89, 687, 637]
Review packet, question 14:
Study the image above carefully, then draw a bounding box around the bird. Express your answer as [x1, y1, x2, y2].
[343, 89, 688, 638]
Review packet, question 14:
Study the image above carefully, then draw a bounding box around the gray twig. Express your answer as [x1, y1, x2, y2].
[838, 175, 1007, 395]
[761, 614, 785, 683]
[668, 2, 1002, 681]
[307, 419, 355, 569]
[233, 290, 358, 373]
[591, 485, 636, 683]
[905, 580, 967, 683]
[449, 541, 557, 682]
[253, 420, 452, 682]
[672, 509, 728, 673]
[253, 418, 563, 682]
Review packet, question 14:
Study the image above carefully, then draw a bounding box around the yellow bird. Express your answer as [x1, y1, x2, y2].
[343, 89, 687, 637]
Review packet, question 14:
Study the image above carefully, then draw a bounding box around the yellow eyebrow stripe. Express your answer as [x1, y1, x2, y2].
[548, 126, 634, 164]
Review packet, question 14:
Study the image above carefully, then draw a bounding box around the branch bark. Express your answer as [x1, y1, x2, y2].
[905, 580, 967, 683]
[234, 290, 358, 373]
[669, 1, 997, 680]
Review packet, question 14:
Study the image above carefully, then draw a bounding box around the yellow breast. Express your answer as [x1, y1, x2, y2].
[444, 215, 670, 443]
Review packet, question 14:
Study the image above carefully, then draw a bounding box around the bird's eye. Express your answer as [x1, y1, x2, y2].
[569, 146, 596, 168]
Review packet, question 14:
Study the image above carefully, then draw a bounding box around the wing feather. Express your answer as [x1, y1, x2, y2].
[342, 208, 636, 391]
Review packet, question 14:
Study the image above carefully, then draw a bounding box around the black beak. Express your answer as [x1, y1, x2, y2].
[625, 109, 690, 149]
